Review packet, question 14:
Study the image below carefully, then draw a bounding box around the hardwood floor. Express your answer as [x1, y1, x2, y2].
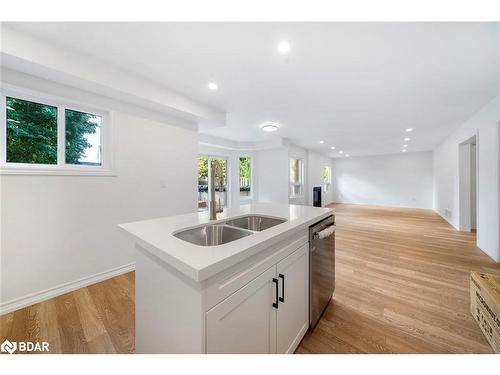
[0, 272, 135, 354]
[296, 204, 500, 354]
[1, 204, 499, 354]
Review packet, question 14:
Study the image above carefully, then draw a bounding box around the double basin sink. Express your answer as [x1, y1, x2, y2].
[174, 215, 287, 246]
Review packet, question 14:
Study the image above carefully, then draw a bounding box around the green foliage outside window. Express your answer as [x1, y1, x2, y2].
[197, 156, 208, 178]
[65, 109, 101, 165]
[6, 97, 101, 165]
[6, 97, 58, 164]
[239, 157, 251, 180]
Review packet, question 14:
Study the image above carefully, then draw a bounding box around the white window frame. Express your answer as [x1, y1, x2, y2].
[323, 165, 332, 192]
[289, 157, 304, 199]
[238, 155, 254, 201]
[0, 84, 114, 176]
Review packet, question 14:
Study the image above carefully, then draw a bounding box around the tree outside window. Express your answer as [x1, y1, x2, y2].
[6, 97, 58, 164]
[239, 157, 251, 197]
[323, 166, 331, 192]
[5, 96, 104, 168]
[290, 158, 304, 197]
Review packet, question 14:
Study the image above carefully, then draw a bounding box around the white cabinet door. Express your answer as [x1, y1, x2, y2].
[276, 243, 309, 353]
[206, 266, 277, 353]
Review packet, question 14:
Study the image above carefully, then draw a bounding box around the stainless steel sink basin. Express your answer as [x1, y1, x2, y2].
[225, 215, 286, 232]
[174, 224, 252, 246]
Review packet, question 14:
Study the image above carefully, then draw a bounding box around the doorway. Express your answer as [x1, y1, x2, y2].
[197, 156, 228, 212]
[458, 135, 477, 233]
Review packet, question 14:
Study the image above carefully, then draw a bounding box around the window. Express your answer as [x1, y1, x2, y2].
[65, 109, 102, 166]
[1, 89, 111, 175]
[239, 156, 252, 198]
[197, 156, 228, 211]
[289, 158, 304, 198]
[323, 166, 331, 192]
[6, 97, 58, 164]
[197, 156, 209, 210]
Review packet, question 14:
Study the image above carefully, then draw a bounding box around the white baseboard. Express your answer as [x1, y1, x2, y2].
[0, 262, 135, 315]
[433, 209, 459, 230]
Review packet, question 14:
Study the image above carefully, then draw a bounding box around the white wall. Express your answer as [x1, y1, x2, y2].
[256, 147, 289, 204]
[433, 94, 499, 261]
[1, 85, 198, 311]
[256, 143, 335, 208]
[333, 151, 433, 209]
[307, 150, 334, 207]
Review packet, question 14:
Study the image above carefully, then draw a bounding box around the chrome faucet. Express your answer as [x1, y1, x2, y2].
[209, 159, 224, 220]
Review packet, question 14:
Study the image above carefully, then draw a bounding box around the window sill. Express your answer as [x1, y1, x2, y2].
[0, 166, 116, 177]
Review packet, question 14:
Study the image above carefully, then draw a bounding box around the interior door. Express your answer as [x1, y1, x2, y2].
[276, 244, 309, 353]
[206, 266, 277, 353]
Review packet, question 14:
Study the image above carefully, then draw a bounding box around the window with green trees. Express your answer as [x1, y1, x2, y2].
[6, 97, 58, 164]
[4, 96, 104, 168]
[239, 157, 251, 197]
[65, 109, 102, 165]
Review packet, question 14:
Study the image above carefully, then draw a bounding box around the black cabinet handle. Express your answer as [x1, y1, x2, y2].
[272, 278, 279, 309]
[279, 274, 285, 303]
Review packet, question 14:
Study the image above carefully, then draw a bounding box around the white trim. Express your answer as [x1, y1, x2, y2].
[434, 208, 458, 229]
[0, 83, 115, 176]
[0, 262, 135, 315]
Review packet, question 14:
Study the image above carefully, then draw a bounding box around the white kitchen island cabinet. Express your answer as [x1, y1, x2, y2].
[120, 203, 333, 354]
[206, 243, 309, 354]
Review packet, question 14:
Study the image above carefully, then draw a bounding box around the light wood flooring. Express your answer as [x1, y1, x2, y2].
[1, 204, 499, 354]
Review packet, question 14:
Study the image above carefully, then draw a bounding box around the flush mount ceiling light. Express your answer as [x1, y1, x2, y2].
[345, 154, 350, 157]
[406, 128, 413, 132]
[319, 140, 325, 144]
[330, 146, 335, 150]
[339, 150, 343, 154]
[260, 122, 280, 132]
[403, 144, 408, 148]
[277, 41, 291, 54]
[404, 137, 410, 142]
[207, 82, 218, 91]
[402, 149, 407, 152]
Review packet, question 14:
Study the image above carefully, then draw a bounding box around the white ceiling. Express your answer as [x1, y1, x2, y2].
[4, 22, 500, 157]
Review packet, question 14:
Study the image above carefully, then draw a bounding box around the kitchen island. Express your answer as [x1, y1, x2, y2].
[119, 203, 333, 353]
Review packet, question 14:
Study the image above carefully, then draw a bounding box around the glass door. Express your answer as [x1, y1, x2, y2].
[197, 156, 228, 211]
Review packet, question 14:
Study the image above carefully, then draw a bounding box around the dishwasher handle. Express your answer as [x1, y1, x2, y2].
[312, 224, 336, 240]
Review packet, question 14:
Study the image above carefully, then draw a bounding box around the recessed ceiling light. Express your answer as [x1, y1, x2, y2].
[345, 154, 350, 157]
[403, 144, 408, 148]
[207, 82, 218, 91]
[319, 140, 324, 144]
[339, 150, 343, 154]
[277, 41, 291, 54]
[406, 128, 413, 132]
[404, 137, 410, 142]
[402, 149, 407, 152]
[330, 146, 335, 150]
[260, 122, 280, 132]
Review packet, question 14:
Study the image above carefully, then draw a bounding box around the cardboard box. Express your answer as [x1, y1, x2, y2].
[470, 271, 500, 353]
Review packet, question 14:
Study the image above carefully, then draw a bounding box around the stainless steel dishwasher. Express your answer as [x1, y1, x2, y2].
[309, 215, 336, 328]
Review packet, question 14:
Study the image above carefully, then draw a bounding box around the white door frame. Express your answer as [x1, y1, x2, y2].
[458, 133, 478, 232]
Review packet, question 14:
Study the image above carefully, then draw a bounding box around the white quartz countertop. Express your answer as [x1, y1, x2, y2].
[119, 203, 333, 282]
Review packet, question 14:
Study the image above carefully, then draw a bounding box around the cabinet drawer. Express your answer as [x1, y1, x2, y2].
[204, 231, 308, 310]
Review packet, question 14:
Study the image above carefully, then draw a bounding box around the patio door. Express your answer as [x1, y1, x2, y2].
[197, 156, 228, 211]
